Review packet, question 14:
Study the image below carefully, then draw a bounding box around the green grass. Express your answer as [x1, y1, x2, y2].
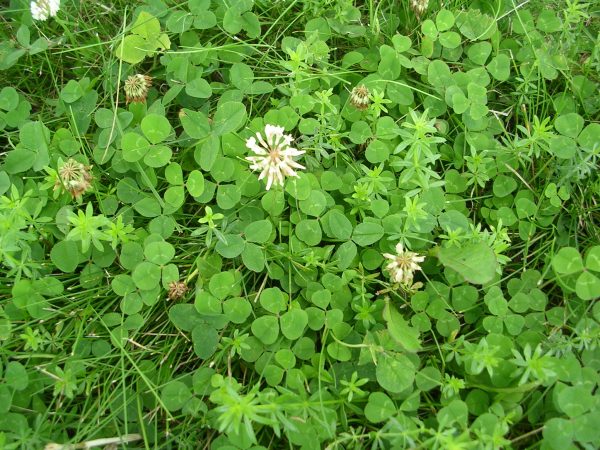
[1, 0, 600, 449]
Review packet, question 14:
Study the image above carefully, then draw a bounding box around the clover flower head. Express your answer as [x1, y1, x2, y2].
[31, 0, 60, 21]
[410, 0, 429, 18]
[383, 242, 425, 285]
[245, 124, 305, 190]
[124, 74, 153, 104]
[167, 281, 189, 300]
[55, 158, 93, 199]
[350, 85, 370, 110]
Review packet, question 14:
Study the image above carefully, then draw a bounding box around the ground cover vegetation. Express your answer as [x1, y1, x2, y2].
[0, 0, 599, 448]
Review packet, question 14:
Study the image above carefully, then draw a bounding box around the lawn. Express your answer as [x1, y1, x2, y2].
[0, 0, 599, 448]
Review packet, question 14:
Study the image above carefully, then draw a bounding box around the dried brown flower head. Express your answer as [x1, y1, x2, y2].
[410, 0, 429, 18]
[124, 74, 153, 104]
[350, 85, 370, 110]
[55, 158, 93, 199]
[168, 281, 189, 300]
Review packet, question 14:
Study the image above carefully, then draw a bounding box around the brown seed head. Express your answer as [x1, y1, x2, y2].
[168, 281, 189, 300]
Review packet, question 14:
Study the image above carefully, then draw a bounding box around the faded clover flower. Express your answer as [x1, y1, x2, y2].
[410, 0, 429, 18]
[245, 124, 305, 190]
[124, 74, 153, 104]
[55, 158, 93, 199]
[383, 242, 425, 286]
[350, 84, 370, 110]
[31, 0, 60, 21]
[167, 281, 189, 300]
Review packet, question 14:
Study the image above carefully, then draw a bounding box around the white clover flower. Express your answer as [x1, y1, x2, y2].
[31, 0, 60, 21]
[383, 242, 425, 285]
[410, 0, 429, 18]
[245, 124, 305, 190]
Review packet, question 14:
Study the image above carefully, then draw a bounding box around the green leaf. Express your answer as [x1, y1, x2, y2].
[552, 247, 584, 275]
[223, 297, 252, 324]
[543, 418, 573, 450]
[0, 87, 19, 111]
[121, 293, 143, 315]
[280, 309, 308, 340]
[549, 135, 577, 159]
[536, 10, 562, 33]
[50, 240, 80, 272]
[186, 170, 205, 197]
[438, 242, 497, 284]
[5, 362, 28, 391]
[349, 121, 373, 144]
[192, 325, 219, 359]
[186, 76, 212, 99]
[60, 80, 83, 104]
[576, 271, 600, 301]
[421, 20, 438, 39]
[456, 9, 497, 40]
[141, 114, 171, 144]
[261, 189, 285, 217]
[195, 291, 222, 315]
[378, 45, 401, 80]
[245, 220, 273, 243]
[335, 241, 357, 269]
[492, 174, 517, 197]
[578, 123, 600, 151]
[3, 148, 36, 173]
[427, 60, 453, 88]
[436, 9, 455, 32]
[260, 287, 286, 314]
[251, 316, 279, 345]
[296, 220, 322, 246]
[325, 210, 353, 240]
[144, 241, 175, 265]
[467, 42, 492, 65]
[115, 12, 170, 64]
[585, 246, 600, 272]
[209, 272, 235, 300]
[161, 380, 192, 411]
[180, 109, 210, 139]
[121, 132, 150, 162]
[115, 35, 148, 64]
[364, 392, 396, 423]
[439, 31, 461, 49]
[215, 234, 245, 258]
[165, 163, 183, 185]
[132, 262, 161, 290]
[486, 54, 510, 81]
[557, 385, 594, 418]
[554, 113, 584, 138]
[299, 190, 327, 217]
[311, 289, 331, 309]
[168, 304, 205, 331]
[216, 184, 241, 209]
[383, 299, 421, 353]
[134, 197, 162, 217]
[376, 353, 415, 393]
[230, 63, 254, 91]
[352, 222, 384, 246]
[366, 139, 390, 163]
[212, 102, 247, 136]
[242, 243, 265, 272]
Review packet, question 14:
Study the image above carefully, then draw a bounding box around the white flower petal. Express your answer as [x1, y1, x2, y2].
[245, 125, 306, 190]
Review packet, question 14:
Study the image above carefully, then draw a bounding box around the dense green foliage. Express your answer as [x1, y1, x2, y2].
[1, 0, 599, 448]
